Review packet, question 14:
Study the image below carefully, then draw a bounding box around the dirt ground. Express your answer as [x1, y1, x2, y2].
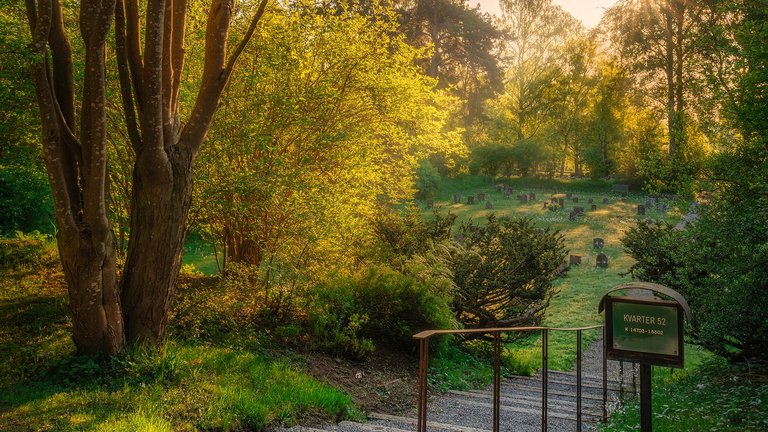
[300, 348, 419, 415]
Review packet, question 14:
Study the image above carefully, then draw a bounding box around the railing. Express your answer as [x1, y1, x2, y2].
[413, 325, 607, 432]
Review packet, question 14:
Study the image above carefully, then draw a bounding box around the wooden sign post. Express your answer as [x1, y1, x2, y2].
[599, 283, 692, 432]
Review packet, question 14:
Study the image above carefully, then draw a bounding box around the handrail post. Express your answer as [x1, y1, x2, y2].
[493, 332, 501, 432]
[417, 338, 429, 432]
[619, 361, 624, 403]
[576, 329, 582, 432]
[602, 326, 608, 423]
[541, 328, 548, 432]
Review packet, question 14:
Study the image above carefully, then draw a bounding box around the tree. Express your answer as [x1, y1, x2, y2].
[23, 0, 270, 354]
[450, 216, 567, 333]
[400, 0, 502, 125]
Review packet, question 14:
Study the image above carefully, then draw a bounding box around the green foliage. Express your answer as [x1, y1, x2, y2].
[0, 164, 54, 235]
[0, 232, 56, 271]
[415, 159, 442, 199]
[372, 205, 456, 260]
[604, 354, 768, 432]
[306, 266, 458, 360]
[451, 215, 567, 330]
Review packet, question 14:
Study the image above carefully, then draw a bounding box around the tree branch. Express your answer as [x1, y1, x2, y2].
[115, 0, 143, 152]
[178, 0, 270, 156]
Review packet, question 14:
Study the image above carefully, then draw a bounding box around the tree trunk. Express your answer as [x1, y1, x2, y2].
[665, 4, 677, 158]
[59, 227, 125, 355]
[121, 148, 193, 345]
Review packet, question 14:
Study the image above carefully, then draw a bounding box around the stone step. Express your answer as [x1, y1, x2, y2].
[506, 374, 626, 392]
[446, 396, 599, 423]
[369, 413, 492, 432]
[469, 384, 612, 403]
[448, 390, 603, 417]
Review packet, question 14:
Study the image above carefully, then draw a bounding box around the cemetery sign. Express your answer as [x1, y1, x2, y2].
[599, 282, 690, 368]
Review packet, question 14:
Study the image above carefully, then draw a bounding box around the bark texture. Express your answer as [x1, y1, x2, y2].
[24, 0, 271, 353]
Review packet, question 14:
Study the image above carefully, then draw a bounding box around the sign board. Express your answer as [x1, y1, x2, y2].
[604, 296, 684, 368]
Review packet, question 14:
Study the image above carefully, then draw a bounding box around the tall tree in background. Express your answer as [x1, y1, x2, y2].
[604, 0, 709, 160]
[401, 0, 501, 124]
[23, 0, 270, 354]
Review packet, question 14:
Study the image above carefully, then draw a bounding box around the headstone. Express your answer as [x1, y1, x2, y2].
[588, 198, 594, 204]
[612, 184, 629, 194]
[569, 211, 577, 221]
[519, 194, 528, 203]
[453, 193, 461, 204]
[602, 197, 610, 205]
[478, 193, 486, 202]
[496, 184, 504, 193]
[637, 204, 646, 215]
[569, 255, 582, 266]
[574, 206, 585, 215]
[559, 198, 565, 208]
[573, 197, 579, 203]
[593, 237, 604, 249]
[426, 200, 434, 209]
[467, 195, 475, 205]
[591, 204, 598, 211]
[486, 201, 493, 209]
[542, 202, 549, 209]
[504, 191, 511, 199]
[596, 253, 609, 268]
[529, 192, 536, 201]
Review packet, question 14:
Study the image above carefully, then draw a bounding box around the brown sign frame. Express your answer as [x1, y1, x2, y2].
[604, 296, 685, 368]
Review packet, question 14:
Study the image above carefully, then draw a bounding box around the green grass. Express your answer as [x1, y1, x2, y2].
[0, 248, 358, 431]
[181, 233, 220, 276]
[603, 347, 768, 431]
[426, 175, 686, 372]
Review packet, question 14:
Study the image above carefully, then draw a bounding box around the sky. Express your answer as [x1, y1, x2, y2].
[474, 0, 619, 29]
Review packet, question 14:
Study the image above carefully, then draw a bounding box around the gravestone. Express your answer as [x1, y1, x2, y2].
[612, 184, 629, 194]
[486, 201, 493, 209]
[596, 253, 609, 268]
[478, 193, 486, 202]
[519, 194, 529, 203]
[569, 255, 582, 265]
[637, 204, 646, 215]
[453, 193, 461, 204]
[559, 198, 565, 208]
[467, 195, 475, 205]
[529, 192, 536, 201]
[504, 191, 511, 199]
[574, 206, 585, 215]
[588, 198, 594, 204]
[602, 197, 610, 205]
[569, 211, 577, 221]
[591, 204, 597, 211]
[426, 200, 434, 209]
[496, 184, 504, 193]
[542, 202, 549, 209]
[593, 237, 604, 249]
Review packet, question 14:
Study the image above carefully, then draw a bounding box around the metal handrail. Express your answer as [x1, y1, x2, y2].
[413, 324, 607, 432]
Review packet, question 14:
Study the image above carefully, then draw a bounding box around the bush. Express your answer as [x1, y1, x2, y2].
[372, 205, 455, 261]
[450, 215, 567, 333]
[0, 164, 54, 234]
[306, 266, 457, 360]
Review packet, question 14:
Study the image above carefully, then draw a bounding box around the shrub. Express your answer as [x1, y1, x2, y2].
[372, 205, 455, 261]
[0, 164, 54, 234]
[450, 215, 567, 334]
[306, 266, 457, 360]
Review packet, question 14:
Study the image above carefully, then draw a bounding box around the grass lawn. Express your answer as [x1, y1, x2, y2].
[0, 248, 358, 431]
[425, 175, 685, 372]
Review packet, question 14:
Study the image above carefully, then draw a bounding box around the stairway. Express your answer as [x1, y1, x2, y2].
[283, 368, 631, 432]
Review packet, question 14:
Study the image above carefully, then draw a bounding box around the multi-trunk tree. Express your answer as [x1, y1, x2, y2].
[24, 0, 270, 355]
